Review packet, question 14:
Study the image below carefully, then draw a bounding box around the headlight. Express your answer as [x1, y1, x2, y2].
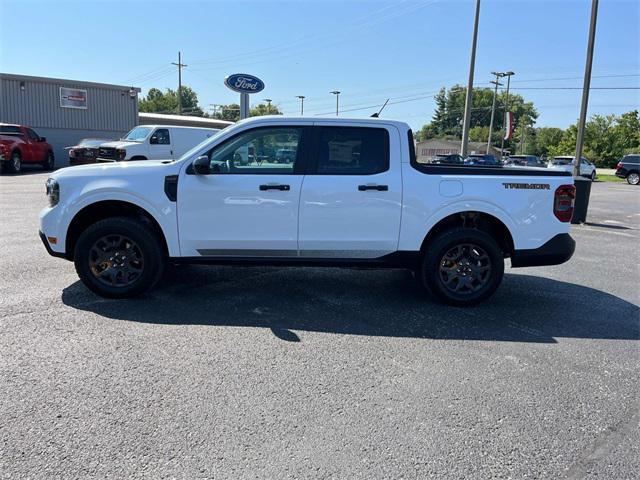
[116, 148, 126, 161]
[45, 178, 59, 207]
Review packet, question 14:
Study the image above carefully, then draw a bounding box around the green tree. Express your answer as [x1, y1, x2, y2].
[532, 127, 564, 157]
[211, 104, 241, 122]
[547, 111, 640, 167]
[417, 85, 538, 151]
[250, 103, 282, 117]
[139, 86, 204, 116]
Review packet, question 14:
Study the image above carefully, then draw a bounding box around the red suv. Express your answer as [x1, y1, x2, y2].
[0, 124, 54, 173]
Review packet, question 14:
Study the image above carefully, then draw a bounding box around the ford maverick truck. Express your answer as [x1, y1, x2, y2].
[39, 117, 575, 305]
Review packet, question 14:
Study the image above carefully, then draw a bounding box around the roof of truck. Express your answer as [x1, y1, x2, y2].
[235, 115, 411, 129]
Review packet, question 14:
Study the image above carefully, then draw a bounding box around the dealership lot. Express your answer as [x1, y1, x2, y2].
[1, 172, 638, 478]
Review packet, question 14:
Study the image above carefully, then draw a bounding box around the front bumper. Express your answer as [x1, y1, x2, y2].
[39, 230, 66, 259]
[510, 233, 575, 268]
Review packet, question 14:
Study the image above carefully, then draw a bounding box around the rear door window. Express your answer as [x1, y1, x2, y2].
[314, 127, 389, 175]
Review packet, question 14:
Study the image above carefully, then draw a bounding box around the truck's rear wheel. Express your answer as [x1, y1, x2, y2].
[422, 228, 504, 306]
[627, 172, 639, 185]
[74, 217, 165, 298]
[42, 151, 55, 171]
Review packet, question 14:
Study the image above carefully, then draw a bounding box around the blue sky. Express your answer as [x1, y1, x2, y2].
[1, 0, 638, 130]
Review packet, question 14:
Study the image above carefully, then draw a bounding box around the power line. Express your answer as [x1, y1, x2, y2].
[189, 1, 439, 68]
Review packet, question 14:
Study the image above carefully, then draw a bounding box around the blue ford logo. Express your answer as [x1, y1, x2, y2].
[224, 74, 265, 94]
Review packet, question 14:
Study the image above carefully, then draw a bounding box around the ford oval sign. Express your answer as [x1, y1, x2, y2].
[224, 74, 265, 94]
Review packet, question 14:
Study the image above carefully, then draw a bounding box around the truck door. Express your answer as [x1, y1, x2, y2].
[25, 128, 45, 162]
[177, 126, 310, 257]
[148, 128, 173, 160]
[298, 124, 403, 259]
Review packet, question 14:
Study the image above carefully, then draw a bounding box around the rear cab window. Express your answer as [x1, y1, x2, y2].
[313, 126, 389, 175]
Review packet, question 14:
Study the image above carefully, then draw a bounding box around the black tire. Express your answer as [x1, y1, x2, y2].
[627, 172, 640, 186]
[74, 217, 165, 298]
[8, 151, 21, 173]
[421, 228, 504, 306]
[42, 151, 55, 171]
[590, 171, 596, 181]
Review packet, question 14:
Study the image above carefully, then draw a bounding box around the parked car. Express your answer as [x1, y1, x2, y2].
[430, 154, 465, 165]
[504, 155, 546, 168]
[40, 116, 576, 306]
[465, 154, 501, 166]
[67, 138, 112, 166]
[0, 124, 54, 173]
[549, 156, 597, 180]
[97, 125, 219, 162]
[615, 154, 640, 185]
[275, 148, 297, 164]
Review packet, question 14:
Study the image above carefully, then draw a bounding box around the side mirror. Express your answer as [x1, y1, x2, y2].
[40, 137, 47, 142]
[149, 135, 158, 145]
[192, 155, 210, 174]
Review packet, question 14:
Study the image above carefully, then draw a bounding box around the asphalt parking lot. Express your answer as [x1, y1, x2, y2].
[1, 171, 638, 479]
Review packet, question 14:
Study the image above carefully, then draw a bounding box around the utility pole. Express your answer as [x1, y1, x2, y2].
[330, 90, 341, 116]
[263, 98, 272, 114]
[499, 71, 515, 159]
[172, 51, 187, 115]
[575, 0, 599, 177]
[296, 95, 305, 115]
[487, 72, 503, 154]
[460, 0, 481, 157]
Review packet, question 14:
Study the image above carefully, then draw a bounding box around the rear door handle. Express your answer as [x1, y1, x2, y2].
[260, 184, 290, 191]
[358, 184, 388, 191]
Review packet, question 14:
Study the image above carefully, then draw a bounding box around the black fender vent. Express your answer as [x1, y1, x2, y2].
[164, 175, 178, 202]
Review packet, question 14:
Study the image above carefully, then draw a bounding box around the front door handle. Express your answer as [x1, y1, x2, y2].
[358, 184, 388, 191]
[260, 184, 290, 191]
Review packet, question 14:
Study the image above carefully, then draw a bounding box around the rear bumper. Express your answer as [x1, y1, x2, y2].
[510, 233, 575, 268]
[615, 168, 627, 178]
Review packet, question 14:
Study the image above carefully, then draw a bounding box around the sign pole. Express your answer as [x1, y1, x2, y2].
[240, 93, 250, 119]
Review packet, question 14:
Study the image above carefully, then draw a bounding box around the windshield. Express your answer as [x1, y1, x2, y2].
[122, 126, 152, 142]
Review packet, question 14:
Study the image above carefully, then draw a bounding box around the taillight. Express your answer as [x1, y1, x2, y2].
[68, 149, 76, 158]
[616, 162, 622, 170]
[554, 184, 575, 222]
[116, 149, 126, 161]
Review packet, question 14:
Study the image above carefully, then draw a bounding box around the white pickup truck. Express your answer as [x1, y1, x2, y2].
[40, 116, 576, 305]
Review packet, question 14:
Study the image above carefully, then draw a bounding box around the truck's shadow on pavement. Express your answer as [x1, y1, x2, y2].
[61, 266, 639, 344]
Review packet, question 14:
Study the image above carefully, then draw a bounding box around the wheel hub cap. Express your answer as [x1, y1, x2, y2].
[89, 235, 144, 287]
[439, 243, 492, 295]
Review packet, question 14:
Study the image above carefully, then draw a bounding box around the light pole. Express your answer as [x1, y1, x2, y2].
[330, 90, 341, 116]
[460, 0, 481, 157]
[499, 71, 515, 159]
[263, 98, 272, 114]
[575, 0, 599, 177]
[296, 95, 305, 115]
[487, 72, 503, 154]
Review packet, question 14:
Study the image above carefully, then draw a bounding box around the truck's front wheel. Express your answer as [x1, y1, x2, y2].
[74, 217, 165, 298]
[422, 228, 504, 306]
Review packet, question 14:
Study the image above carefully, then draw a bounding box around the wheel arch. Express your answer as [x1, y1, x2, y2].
[420, 210, 515, 258]
[65, 200, 169, 260]
[129, 155, 148, 161]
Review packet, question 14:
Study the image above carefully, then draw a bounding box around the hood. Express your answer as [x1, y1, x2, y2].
[99, 140, 141, 149]
[52, 159, 178, 180]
